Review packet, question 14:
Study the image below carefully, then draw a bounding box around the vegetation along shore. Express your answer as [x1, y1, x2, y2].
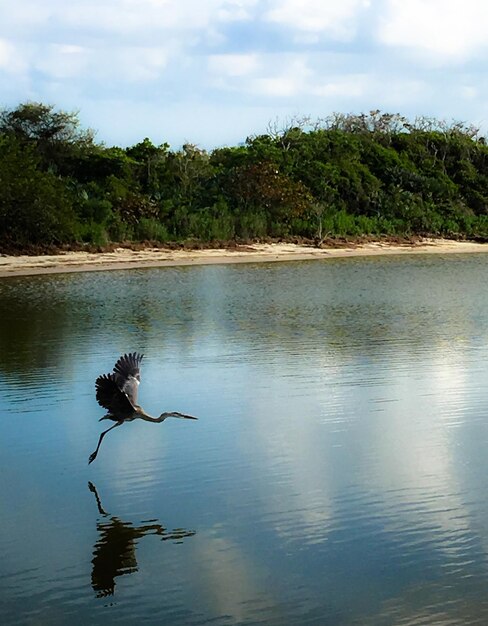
[2, 103, 488, 256]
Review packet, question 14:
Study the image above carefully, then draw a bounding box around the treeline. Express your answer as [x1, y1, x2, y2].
[1, 103, 488, 251]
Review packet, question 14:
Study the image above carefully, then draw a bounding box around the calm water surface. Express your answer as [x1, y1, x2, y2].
[1, 254, 488, 625]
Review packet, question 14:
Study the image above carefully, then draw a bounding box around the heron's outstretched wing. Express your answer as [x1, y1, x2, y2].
[95, 373, 135, 419]
[113, 353, 143, 405]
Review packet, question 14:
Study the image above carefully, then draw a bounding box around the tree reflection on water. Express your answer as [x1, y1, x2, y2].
[88, 482, 195, 597]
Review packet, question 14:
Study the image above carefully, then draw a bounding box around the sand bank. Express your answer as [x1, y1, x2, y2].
[1, 239, 487, 278]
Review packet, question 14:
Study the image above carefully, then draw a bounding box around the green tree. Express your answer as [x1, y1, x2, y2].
[126, 138, 170, 197]
[0, 102, 95, 174]
[0, 135, 77, 247]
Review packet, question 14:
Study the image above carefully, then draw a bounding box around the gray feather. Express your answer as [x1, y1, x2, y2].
[113, 352, 143, 405]
[95, 373, 135, 419]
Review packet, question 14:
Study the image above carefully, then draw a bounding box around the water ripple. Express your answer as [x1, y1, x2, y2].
[2, 255, 488, 624]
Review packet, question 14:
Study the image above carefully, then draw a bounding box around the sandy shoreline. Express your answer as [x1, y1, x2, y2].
[1, 239, 487, 278]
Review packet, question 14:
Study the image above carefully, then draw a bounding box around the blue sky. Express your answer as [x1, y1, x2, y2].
[1, 0, 487, 148]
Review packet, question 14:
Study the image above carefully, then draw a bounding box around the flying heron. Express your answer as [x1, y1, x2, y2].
[89, 352, 197, 464]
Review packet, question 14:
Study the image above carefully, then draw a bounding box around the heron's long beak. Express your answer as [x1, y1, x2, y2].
[162, 411, 198, 420]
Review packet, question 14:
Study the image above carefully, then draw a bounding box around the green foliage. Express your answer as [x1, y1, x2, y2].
[76, 196, 113, 223]
[105, 212, 134, 242]
[112, 192, 159, 226]
[186, 198, 236, 241]
[3, 102, 488, 250]
[0, 102, 94, 175]
[77, 221, 109, 246]
[226, 161, 312, 220]
[73, 147, 137, 183]
[236, 211, 268, 239]
[135, 218, 169, 242]
[0, 135, 77, 246]
[126, 138, 170, 197]
[0, 102, 93, 146]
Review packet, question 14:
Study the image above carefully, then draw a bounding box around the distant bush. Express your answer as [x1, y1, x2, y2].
[77, 221, 109, 246]
[135, 218, 169, 242]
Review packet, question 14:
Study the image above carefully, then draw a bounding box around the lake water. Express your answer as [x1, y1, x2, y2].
[1, 254, 488, 625]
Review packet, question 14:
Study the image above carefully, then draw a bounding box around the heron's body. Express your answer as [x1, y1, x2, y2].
[89, 353, 197, 464]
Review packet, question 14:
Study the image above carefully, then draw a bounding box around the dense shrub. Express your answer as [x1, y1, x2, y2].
[0, 135, 77, 246]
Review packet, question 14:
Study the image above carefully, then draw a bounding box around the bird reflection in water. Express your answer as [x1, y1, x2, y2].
[89, 482, 196, 597]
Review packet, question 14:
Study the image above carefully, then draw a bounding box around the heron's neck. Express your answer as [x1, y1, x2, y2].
[136, 408, 160, 423]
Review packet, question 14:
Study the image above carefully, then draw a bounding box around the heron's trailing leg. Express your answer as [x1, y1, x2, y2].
[89, 421, 123, 464]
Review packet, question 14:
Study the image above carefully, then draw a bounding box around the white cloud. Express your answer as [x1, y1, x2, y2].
[208, 53, 259, 77]
[0, 39, 17, 69]
[217, 0, 260, 22]
[252, 76, 299, 97]
[2, 0, 488, 145]
[34, 44, 89, 80]
[379, 0, 488, 61]
[0, 0, 257, 89]
[264, 0, 370, 39]
[313, 74, 368, 98]
[105, 46, 170, 82]
[250, 58, 312, 97]
[210, 54, 313, 99]
[2, 0, 255, 39]
[0, 39, 29, 75]
[460, 85, 478, 100]
[31, 43, 170, 83]
[0, 4, 50, 32]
